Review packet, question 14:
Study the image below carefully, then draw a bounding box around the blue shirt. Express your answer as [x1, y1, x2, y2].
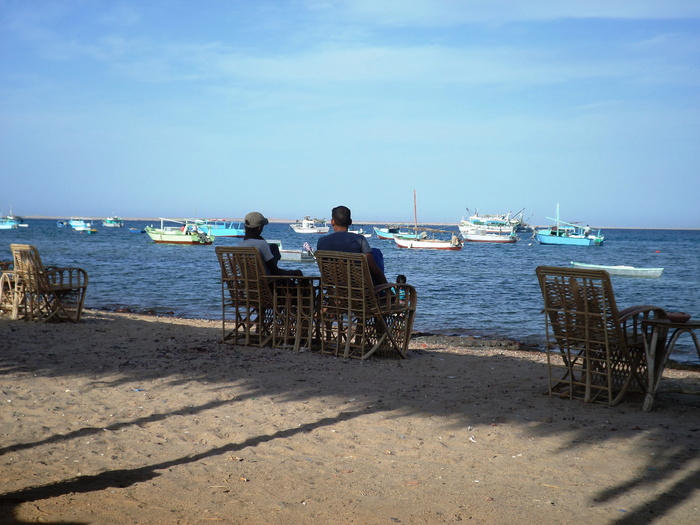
[317, 231, 371, 254]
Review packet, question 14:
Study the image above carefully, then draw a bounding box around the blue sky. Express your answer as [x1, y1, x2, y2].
[1, 1, 699, 228]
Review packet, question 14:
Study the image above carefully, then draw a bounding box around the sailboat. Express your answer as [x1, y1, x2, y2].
[393, 191, 463, 250]
[534, 204, 604, 246]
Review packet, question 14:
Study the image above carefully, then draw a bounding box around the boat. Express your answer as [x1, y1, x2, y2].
[68, 218, 98, 234]
[102, 216, 124, 228]
[290, 216, 329, 234]
[144, 218, 213, 245]
[534, 205, 604, 246]
[394, 233, 463, 250]
[129, 227, 145, 234]
[348, 227, 372, 238]
[570, 262, 664, 278]
[461, 228, 518, 243]
[0, 209, 28, 229]
[193, 220, 244, 237]
[268, 240, 316, 262]
[56, 220, 68, 228]
[393, 190, 463, 250]
[373, 225, 421, 240]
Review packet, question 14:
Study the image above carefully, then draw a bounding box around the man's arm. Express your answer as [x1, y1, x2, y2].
[364, 252, 387, 285]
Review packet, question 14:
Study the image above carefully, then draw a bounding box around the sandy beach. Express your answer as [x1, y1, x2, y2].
[1, 310, 699, 524]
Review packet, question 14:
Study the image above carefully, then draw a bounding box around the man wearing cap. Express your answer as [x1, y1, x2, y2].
[317, 205, 387, 285]
[239, 212, 303, 276]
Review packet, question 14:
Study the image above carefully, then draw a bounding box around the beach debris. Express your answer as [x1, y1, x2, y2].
[469, 436, 476, 443]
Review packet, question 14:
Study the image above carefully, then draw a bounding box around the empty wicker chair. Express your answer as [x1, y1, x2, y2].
[315, 250, 417, 359]
[9, 244, 88, 322]
[536, 265, 666, 406]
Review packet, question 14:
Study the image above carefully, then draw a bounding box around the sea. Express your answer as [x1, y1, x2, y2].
[2, 219, 699, 365]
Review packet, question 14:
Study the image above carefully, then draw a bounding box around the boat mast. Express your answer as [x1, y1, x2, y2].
[413, 189, 418, 232]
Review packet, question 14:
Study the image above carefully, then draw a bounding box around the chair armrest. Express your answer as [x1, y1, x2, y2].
[375, 283, 417, 312]
[45, 267, 89, 290]
[619, 305, 667, 349]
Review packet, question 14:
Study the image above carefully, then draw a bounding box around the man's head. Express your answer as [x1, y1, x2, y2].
[331, 206, 352, 228]
[244, 211, 268, 230]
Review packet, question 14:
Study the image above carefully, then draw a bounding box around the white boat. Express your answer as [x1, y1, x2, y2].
[393, 190, 463, 250]
[394, 233, 463, 250]
[102, 216, 124, 227]
[290, 216, 329, 234]
[144, 218, 213, 245]
[269, 240, 316, 262]
[348, 227, 372, 238]
[459, 209, 519, 243]
[570, 262, 664, 278]
[461, 228, 518, 243]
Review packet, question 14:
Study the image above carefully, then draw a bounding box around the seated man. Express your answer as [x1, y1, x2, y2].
[317, 206, 387, 285]
[239, 212, 303, 276]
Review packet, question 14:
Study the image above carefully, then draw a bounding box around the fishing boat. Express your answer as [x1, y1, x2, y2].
[461, 227, 518, 243]
[69, 218, 98, 234]
[394, 233, 463, 250]
[570, 262, 664, 278]
[268, 241, 316, 262]
[374, 225, 421, 240]
[393, 190, 463, 250]
[194, 220, 244, 237]
[102, 216, 124, 228]
[348, 227, 372, 238]
[534, 205, 604, 246]
[144, 218, 213, 245]
[0, 209, 27, 229]
[290, 216, 329, 234]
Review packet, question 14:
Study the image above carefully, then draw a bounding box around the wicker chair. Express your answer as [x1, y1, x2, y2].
[536, 265, 666, 406]
[215, 246, 319, 350]
[315, 250, 417, 359]
[216, 246, 276, 347]
[8, 244, 89, 322]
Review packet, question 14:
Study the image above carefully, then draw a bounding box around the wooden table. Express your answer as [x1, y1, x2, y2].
[641, 318, 700, 411]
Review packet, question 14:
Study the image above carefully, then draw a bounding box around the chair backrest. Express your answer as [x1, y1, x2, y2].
[536, 265, 626, 349]
[215, 246, 275, 312]
[10, 244, 50, 292]
[315, 250, 380, 317]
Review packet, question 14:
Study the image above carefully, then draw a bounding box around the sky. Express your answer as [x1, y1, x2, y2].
[1, 1, 699, 228]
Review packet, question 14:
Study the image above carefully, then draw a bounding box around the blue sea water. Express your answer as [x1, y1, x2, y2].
[2, 220, 699, 364]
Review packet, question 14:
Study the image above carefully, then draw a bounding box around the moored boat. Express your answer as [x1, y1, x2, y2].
[459, 209, 520, 243]
[348, 227, 372, 238]
[144, 218, 213, 245]
[534, 205, 604, 246]
[69, 218, 98, 234]
[394, 233, 463, 250]
[290, 216, 329, 234]
[268, 240, 316, 262]
[461, 228, 518, 243]
[194, 220, 244, 237]
[393, 190, 463, 250]
[0, 209, 27, 229]
[102, 216, 124, 227]
[374, 225, 421, 240]
[570, 261, 664, 278]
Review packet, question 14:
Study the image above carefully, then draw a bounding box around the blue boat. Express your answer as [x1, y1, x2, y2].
[374, 225, 421, 240]
[534, 205, 604, 246]
[193, 220, 244, 237]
